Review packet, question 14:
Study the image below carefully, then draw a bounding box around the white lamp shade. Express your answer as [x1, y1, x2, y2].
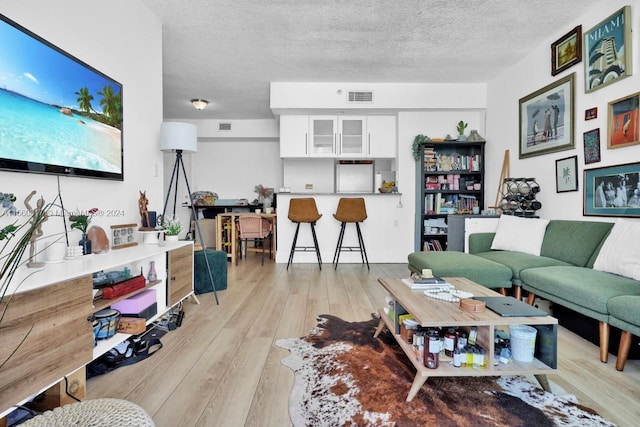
[160, 122, 198, 152]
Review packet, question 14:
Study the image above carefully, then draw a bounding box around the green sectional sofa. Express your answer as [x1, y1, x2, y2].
[408, 218, 640, 365]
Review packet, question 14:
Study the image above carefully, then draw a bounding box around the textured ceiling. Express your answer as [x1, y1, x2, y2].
[141, 0, 601, 120]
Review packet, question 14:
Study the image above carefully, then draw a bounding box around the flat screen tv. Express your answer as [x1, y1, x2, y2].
[0, 14, 123, 181]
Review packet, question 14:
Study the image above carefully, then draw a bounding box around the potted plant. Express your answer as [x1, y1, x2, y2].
[254, 185, 274, 208]
[456, 121, 468, 141]
[158, 215, 182, 242]
[69, 208, 99, 255]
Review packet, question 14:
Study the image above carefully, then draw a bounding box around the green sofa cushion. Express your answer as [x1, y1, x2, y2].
[608, 296, 640, 337]
[540, 220, 613, 267]
[475, 251, 570, 285]
[407, 251, 512, 289]
[521, 266, 640, 319]
[468, 233, 495, 254]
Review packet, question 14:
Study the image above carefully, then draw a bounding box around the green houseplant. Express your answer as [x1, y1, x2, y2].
[456, 121, 468, 141]
[69, 207, 98, 255]
[158, 215, 182, 238]
[412, 134, 431, 161]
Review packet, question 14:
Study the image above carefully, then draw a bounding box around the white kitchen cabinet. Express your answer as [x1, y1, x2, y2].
[309, 116, 366, 157]
[366, 115, 396, 158]
[337, 116, 366, 157]
[280, 115, 389, 158]
[309, 116, 337, 156]
[280, 115, 309, 157]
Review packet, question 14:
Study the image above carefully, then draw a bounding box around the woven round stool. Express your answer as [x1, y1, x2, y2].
[20, 398, 155, 427]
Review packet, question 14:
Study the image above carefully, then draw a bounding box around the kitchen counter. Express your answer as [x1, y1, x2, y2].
[275, 193, 409, 264]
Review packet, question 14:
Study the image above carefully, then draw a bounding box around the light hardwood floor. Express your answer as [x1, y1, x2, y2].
[87, 257, 640, 426]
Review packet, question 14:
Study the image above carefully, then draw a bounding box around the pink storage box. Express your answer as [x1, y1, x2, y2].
[111, 289, 156, 314]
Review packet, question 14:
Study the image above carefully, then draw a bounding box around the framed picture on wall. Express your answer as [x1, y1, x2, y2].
[584, 6, 632, 93]
[551, 25, 581, 76]
[519, 73, 575, 159]
[585, 107, 597, 121]
[556, 155, 578, 193]
[583, 128, 601, 164]
[607, 92, 640, 149]
[584, 162, 640, 217]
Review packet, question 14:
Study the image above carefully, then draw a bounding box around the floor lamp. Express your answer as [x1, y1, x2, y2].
[160, 122, 219, 304]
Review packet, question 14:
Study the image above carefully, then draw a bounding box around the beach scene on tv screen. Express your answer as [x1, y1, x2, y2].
[0, 17, 122, 174]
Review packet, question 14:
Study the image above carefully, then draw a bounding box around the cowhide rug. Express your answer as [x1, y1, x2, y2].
[276, 314, 615, 427]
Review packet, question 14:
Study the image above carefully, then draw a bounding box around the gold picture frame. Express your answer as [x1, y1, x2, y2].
[607, 92, 640, 149]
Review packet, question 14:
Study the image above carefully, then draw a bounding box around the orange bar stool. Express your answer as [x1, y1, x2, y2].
[287, 198, 323, 270]
[332, 197, 369, 270]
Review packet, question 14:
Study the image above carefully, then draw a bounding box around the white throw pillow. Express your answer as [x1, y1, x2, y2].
[490, 215, 550, 256]
[593, 220, 640, 280]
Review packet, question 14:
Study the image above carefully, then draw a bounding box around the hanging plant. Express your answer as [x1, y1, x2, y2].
[412, 134, 431, 161]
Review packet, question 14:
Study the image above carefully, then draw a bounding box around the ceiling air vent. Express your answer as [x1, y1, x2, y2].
[347, 91, 374, 103]
[218, 122, 232, 131]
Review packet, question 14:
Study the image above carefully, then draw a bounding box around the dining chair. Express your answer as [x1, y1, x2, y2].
[236, 215, 273, 266]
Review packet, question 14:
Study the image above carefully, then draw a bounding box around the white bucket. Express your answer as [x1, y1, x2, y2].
[509, 324, 537, 362]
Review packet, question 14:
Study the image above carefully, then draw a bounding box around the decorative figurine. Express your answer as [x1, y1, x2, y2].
[24, 190, 47, 268]
[138, 191, 153, 230]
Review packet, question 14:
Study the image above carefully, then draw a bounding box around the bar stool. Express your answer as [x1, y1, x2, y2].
[287, 198, 322, 270]
[332, 197, 369, 270]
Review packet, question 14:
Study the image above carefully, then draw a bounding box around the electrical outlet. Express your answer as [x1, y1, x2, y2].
[393, 219, 399, 227]
[305, 183, 313, 190]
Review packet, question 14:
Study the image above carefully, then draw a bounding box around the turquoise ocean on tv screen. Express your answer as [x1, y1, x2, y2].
[0, 88, 121, 173]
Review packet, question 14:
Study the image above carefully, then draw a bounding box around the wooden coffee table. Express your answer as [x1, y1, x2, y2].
[374, 277, 557, 402]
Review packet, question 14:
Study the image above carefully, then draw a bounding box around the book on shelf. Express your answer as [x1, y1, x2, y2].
[401, 277, 453, 290]
[422, 239, 444, 251]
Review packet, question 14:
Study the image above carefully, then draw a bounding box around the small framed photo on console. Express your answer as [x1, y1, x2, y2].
[111, 223, 138, 250]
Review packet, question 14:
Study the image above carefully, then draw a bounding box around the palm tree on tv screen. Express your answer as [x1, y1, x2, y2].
[98, 85, 122, 129]
[75, 86, 95, 114]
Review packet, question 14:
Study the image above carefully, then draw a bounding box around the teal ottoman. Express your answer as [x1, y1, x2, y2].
[194, 249, 228, 294]
[607, 295, 640, 371]
[407, 251, 513, 290]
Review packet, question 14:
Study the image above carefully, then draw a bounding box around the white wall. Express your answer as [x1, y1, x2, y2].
[191, 140, 282, 199]
[271, 82, 487, 112]
[486, 0, 640, 221]
[0, 1, 163, 256]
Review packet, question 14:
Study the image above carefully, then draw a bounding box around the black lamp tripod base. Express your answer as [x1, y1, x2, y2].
[163, 150, 220, 305]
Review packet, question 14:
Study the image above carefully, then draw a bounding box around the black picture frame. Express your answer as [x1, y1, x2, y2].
[584, 162, 640, 217]
[551, 25, 582, 76]
[556, 155, 578, 193]
[583, 129, 601, 165]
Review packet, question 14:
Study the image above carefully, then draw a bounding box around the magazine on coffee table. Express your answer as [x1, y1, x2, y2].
[401, 277, 454, 290]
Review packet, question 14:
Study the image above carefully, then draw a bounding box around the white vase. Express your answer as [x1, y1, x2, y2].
[165, 234, 179, 243]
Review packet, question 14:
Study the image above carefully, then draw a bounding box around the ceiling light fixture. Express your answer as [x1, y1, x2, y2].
[191, 98, 209, 110]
